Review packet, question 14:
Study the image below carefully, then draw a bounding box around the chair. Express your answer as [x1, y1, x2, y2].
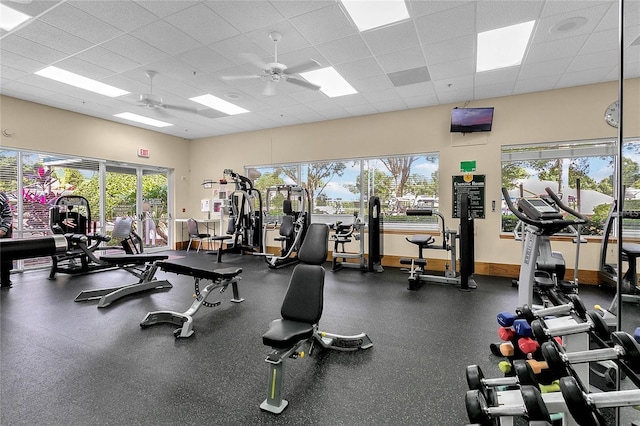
[260, 223, 373, 414]
[187, 218, 212, 253]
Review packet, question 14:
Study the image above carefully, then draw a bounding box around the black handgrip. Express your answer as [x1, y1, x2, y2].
[544, 187, 588, 223]
[502, 187, 539, 226]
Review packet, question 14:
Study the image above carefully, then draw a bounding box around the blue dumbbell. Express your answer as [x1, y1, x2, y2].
[497, 311, 518, 327]
[513, 319, 533, 337]
[634, 327, 640, 344]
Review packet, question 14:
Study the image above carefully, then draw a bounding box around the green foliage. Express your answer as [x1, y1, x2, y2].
[501, 162, 530, 190]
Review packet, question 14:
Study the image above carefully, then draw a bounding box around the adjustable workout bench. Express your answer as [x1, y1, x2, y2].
[140, 261, 243, 338]
[260, 223, 373, 414]
[74, 253, 172, 308]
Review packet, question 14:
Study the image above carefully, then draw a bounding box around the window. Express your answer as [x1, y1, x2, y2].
[501, 138, 621, 235]
[247, 153, 439, 228]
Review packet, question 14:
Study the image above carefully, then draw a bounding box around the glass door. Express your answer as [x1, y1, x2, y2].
[104, 163, 171, 252]
[141, 169, 170, 250]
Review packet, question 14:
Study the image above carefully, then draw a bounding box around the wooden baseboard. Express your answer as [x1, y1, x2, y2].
[380, 255, 600, 286]
[174, 242, 601, 286]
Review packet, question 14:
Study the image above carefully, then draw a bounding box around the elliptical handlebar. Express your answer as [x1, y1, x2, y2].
[501, 187, 587, 229]
[544, 187, 588, 224]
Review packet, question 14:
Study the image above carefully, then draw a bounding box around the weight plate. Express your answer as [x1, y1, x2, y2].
[465, 390, 490, 425]
[521, 385, 551, 422]
[466, 365, 484, 390]
[513, 360, 536, 386]
[541, 341, 568, 378]
[611, 331, 640, 374]
[586, 310, 610, 342]
[531, 320, 548, 343]
[567, 294, 586, 320]
[559, 376, 598, 426]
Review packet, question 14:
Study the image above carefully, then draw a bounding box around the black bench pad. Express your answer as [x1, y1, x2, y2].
[157, 261, 242, 280]
[262, 319, 314, 349]
[407, 235, 434, 246]
[100, 254, 169, 265]
[622, 243, 640, 257]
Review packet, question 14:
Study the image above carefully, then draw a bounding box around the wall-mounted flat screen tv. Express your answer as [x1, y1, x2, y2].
[450, 107, 494, 133]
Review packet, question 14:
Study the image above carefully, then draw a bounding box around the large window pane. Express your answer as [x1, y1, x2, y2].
[247, 153, 439, 229]
[501, 139, 617, 235]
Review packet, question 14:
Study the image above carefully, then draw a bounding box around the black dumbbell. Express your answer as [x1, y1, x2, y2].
[560, 375, 640, 426]
[466, 385, 551, 426]
[542, 331, 640, 378]
[466, 361, 538, 405]
[531, 310, 610, 345]
[517, 294, 587, 324]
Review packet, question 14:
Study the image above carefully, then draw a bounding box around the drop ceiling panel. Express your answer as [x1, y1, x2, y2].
[102, 34, 169, 64]
[361, 21, 420, 56]
[414, 3, 476, 45]
[130, 20, 202, 56]
[288, 4, 357, 44]
[69, 1, 159, 33]
[40, 2, 121, 45]
[377, 46, 426, 74]
[0, 0, 633, 140]
[17, 21, 93, 55]
[316, 35, 372, 65]
[163, 3, 240, 45]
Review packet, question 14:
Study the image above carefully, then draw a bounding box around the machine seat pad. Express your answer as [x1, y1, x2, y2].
[407, 235, 435, 246]
[262, 318, 314, 349]
[157, 261, 242, 280]
[622, 243, 640, 257]
[100, 253, 169, 265]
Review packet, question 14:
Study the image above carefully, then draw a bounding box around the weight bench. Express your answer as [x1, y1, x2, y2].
[74, 253, 172, 308]
[140, 261, 243, 338]
[260, 223, 373, 414]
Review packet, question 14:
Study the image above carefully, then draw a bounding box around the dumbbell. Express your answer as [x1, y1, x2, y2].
[466, 385, 552, 426]
[560, 375, 640, 426]
[496, 293, 586, 327]
[530, 310, 610, 345]
[541, 331, 640, 380]
[635, 327, 640, 344]
[466, 361, 540, 404]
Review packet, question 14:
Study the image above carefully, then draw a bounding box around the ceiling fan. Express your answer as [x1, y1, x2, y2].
[222, 31, 322, 96]
[136, 71, 198, 116]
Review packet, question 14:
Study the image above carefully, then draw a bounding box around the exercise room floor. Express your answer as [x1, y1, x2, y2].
[1, 251, 637, 425]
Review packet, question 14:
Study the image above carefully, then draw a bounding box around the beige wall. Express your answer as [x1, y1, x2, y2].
[0, 95, 191, 244]
[2, 79, 639, 279]
[189, 79, 639, 280]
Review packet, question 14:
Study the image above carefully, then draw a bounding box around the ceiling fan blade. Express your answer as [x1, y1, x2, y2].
[286, 77, 320, 91]
[263, 82, 276, 96]
[151, 107, 172, 118]
[239, 53, 270, 70]
[221, 74, 261, 81]
[163, 104, 199, 114]
[283, 59, 321, 75]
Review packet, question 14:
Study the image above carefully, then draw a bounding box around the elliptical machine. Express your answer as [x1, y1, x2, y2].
[502, 186, 588, 308]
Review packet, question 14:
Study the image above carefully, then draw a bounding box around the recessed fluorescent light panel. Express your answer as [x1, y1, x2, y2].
[299, 67, 357, 98]
[0, 4, 31, 31]
[189, 94, 249, 115]
[35, 66, 130, 97]
[114, 112, 173, 128]
[341, 0, 409, 32]
[477, 20, 535, 72]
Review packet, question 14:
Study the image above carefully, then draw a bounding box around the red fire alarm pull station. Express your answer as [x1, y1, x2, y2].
[138, 148, 149, 158]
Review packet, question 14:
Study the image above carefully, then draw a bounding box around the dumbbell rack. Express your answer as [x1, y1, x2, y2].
[496, 389, 578, 426]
